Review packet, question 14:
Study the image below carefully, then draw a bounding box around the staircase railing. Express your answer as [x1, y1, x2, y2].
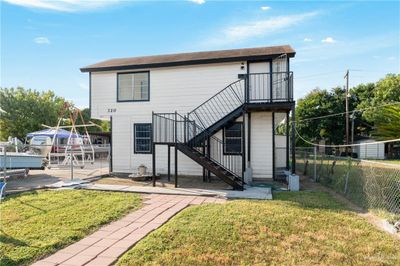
[152, 71, 293, 181]
[185, 116, 242, 177]
[187, 79, 245, 132]
[187, 72, 293, 133]
[153, 112, 242, 177]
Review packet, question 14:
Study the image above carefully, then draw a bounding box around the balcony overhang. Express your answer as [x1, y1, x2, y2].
[244, 101, 295, 112]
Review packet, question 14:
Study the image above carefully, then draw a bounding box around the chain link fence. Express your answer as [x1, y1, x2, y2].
[296, 147, 400, 223]
[1, 143, 111, 181]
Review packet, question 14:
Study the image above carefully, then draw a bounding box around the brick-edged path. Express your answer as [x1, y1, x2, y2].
[32, 194, 226, 266]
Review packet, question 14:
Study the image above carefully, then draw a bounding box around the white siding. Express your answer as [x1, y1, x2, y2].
[275, 135, 287, 168]
[355, 140, 385, 159]
[250, 112, 273, 179]
[96, 62, 247, 174]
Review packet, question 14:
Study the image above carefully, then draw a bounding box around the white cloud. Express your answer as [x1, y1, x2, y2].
[205, 12, 318, 46]
[4, 0, 122, 12]
[321, 37, 336, 43]
[34, 37, 50, 44]
[260, 6, 271, 11]
[303, 38, 312, 42]
[387, 56, 397, 61]
[79, 82, 89, 90]
[190, 0, 205, 4]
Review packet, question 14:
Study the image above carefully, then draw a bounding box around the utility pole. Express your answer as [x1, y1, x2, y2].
[344, 70, 350, 156]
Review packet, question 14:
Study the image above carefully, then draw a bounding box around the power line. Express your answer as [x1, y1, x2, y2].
[294, 126, 400, 148]
[294, 71, 343, 80]
[297, 101, 400, 123]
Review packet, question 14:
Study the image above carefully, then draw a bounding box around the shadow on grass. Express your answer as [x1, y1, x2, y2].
[0, 231, 29, 247]
[15, 198, 47, 213]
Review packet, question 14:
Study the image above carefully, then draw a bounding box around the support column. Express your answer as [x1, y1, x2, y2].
[174, 111, 178, 188]
[291, 106, 296, 174]
[272, 112, 276, 180]
[202, 141, 206, 182]
[207, 137, 211, 182]
[241, 110, 246, 190]
[286, 111, 290, 170]
[247, 112, 251, 165]
[167, 145, 171, 182]
[109, 116, 113, 173]
[152, 143, 156, 187]
[174, 145, 178, 188]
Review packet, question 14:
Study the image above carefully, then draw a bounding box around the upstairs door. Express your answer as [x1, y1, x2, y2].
[248, 62, 270, 102]
[272, 55, 288, 101]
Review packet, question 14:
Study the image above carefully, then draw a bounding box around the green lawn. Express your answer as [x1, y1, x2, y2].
[371, 160, 400, 165]
[0, 190, 142, 266]
[118, 192, 399, 266]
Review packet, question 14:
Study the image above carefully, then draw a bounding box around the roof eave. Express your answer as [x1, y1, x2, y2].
[80, 52, 296, 73]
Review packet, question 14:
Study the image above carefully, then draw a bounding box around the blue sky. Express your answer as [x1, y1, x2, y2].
[1, 0, 399, 107]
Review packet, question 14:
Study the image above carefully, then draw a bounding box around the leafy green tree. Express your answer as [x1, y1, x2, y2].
[0, 87, 70, 141]
[359, 74, 400, 123]
[79, 108, 109, 134]
[295, 74, 399, 146]
[296, 87, 347, 146]
[372, 105, 400, 140]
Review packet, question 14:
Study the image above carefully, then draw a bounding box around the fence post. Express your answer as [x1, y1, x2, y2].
[70, 149, 74, 181]
[313, 146, 317, 182]
[3, 148, 7, 182]
[344, 157, 351, 194]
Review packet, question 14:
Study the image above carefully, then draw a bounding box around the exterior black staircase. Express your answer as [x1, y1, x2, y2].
[152, 71, 293, 190]
[153, 112, 243, 190]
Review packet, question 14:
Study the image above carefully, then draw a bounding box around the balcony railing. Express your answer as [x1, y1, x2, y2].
[244, 71, 293, 103]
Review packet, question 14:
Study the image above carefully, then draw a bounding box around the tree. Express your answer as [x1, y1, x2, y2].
[359, 74, 400, 123]
[295, 87, 347, 146]
[372, 105, 400, 140]
[0, 87, 70, 141]
[79, 108, 109, 134]
[295, 74, 400, 146]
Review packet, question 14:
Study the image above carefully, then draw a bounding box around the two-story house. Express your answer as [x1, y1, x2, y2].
[81, 45, 296, 190]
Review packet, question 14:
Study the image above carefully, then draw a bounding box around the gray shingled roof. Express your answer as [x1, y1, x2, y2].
[81, 45, 295, 72]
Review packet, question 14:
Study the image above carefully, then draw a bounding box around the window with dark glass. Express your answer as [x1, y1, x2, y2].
[118, 72, 149, 101]
[134, 123, 152, 153]
[224, 122, 242, 155]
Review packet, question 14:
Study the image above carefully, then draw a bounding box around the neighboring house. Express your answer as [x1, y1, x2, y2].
[81, 45, 296, 190]
[355, 138, 385, 159]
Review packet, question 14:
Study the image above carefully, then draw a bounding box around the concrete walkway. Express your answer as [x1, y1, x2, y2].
[81, 183, 273, 200]
[32, 194, 225, 266]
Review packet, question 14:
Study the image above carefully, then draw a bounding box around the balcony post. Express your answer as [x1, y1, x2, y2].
[269, 63, 273, 102]
[245, 74, 249, 103]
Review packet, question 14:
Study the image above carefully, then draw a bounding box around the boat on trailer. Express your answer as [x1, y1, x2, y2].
[1, 141, 46, 177]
